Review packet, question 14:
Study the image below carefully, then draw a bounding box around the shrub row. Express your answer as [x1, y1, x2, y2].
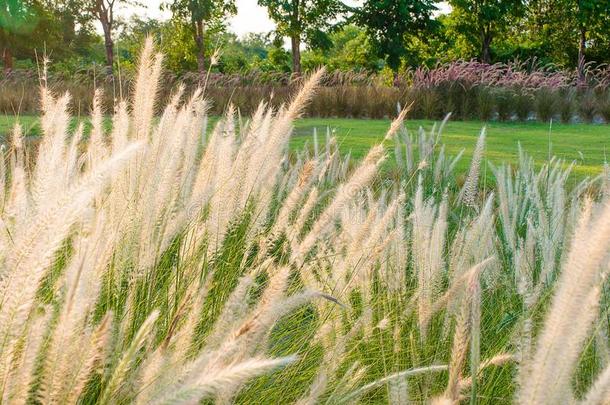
[3, 65, 610, 122]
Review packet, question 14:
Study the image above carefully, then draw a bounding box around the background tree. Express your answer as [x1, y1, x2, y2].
[49, 0, 93, 52]
[301, 24, 378, 71]
[357, 0, 437, 72]
[448, 0, 523, 63]
[115, 16, 163, 70]
[522, 0, 610, 71]
[0, 0, 69, 71]
[165, 0, 236, 79]
[257, 0, 347, 74]
[573, 0, 610, 70]
[82, 0, 137, 75]
[1, 0, 37, 71]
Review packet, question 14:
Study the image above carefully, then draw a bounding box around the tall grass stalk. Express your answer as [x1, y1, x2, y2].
[1, 40, 610, 404]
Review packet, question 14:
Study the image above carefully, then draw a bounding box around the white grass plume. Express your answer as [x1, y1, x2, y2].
[518, 200, 610, 404]
[460, 128, 486, 206]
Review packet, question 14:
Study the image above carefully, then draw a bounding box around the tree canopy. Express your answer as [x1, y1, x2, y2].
[165, 0, 236, 77]
[257, 0, 347, 73]
[2, 0, 610, 75]
[357, 0, 437, 71]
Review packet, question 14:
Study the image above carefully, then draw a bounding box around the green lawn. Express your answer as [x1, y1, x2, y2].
[3, 115, 610, 179]
[293, 118, 610, 179]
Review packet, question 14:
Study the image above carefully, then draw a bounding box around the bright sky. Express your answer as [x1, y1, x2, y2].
[117, 0, 451, 38]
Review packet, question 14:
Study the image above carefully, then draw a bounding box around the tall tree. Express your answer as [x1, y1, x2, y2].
[257, 0, 346, 74]
[357, 0, 437, 72]
[567, 0, 610, 79]
[0, 0, 36, 71]
[0, 0, 66, 72]
[524, 0, 610, 69]
[165, 0, 236, 79]
[43, 0, 96, 59]
[86, 0, 125, 75]
[572, 0, 610, 69]
[448, 0, 523, 63]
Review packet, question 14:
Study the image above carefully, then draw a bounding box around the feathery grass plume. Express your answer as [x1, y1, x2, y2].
[460, 128, 486, 206]
[132, 37, 163, 140]
[88, 89, 109, 168]
[139, 291, 322, 404]
[1, 309, 50, 404]
[383, 103, 412, 142]
[39, 217, 115, 403]
[31, 91, 72, 210]
[63, 314, 113, 404]
[287, 186, 319, 250]
[355, 192, 405, 293]
[514, 220, 537, 381]
[270, 160, 316, 238]
[293, 144, 385, 265]
[581, 360, 610, 404]
[3, 35, 610, 405]
[4, 124, 28, 236]
[457, 353, 513, 393]
[518, 199, 610, 404]
[0, 142, 143, 369]
[149, 356, 297, 404]
[339, 365, 449, 404]
[203, 274, 256, 351]
[100, 311, 159, 403]
[292, 107, 412, 267]
[490, 162, 525, 253]
[420, 257, 494, 332]
[449, 194, 496, 288]
[321, 191, 404, 305]
[444, 267, 481, 403]
[296, 318, 364, 405]
[468, 267, 482, 404]
[412, 177, 448, 337]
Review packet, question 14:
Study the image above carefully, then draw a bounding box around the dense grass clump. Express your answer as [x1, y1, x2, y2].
[5, 59, 610, 122]
[1, 40, 610, 404]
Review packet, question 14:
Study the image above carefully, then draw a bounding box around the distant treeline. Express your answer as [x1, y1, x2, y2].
[1, 0, 610, 80]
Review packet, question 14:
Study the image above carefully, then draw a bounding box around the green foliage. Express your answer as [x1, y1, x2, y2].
[0, 0, 95, 63]
[448, 0, 524, 63]
[164, 0, 237, 73]
[4, 0, 610, 75]
[257, 0, 347, 72]
[476, 86, 494, 121]
[165, 0, 236, 23]
[301, 25, 379, 72]
[578, 90, 598, 123]
[534, 87, 557, 123]
[357, 0, 437, 71]
[257, 0, 344, 43]
[0, 0, 40, 36]
[517, 0, 610, 67]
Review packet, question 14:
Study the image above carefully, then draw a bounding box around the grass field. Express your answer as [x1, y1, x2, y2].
[2, 114, 610, 179]
[6, 50, 610, 404]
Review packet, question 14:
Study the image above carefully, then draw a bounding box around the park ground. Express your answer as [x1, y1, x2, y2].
[2, 114, 609, 180]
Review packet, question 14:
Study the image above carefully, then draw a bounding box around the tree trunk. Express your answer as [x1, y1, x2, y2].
[100, 19, 114, 76]
[577, 26, 586, 84]
[194, 20, 206, 81]
[291, 35, 301, 75]
[2, 47, 13, 73]
[103, 31, 114, 76]
[480, 30, 492, 64]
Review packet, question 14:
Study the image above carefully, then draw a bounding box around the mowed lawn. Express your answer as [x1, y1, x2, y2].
[293, 119, 610, 180]
[2, 114, 610, 179]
